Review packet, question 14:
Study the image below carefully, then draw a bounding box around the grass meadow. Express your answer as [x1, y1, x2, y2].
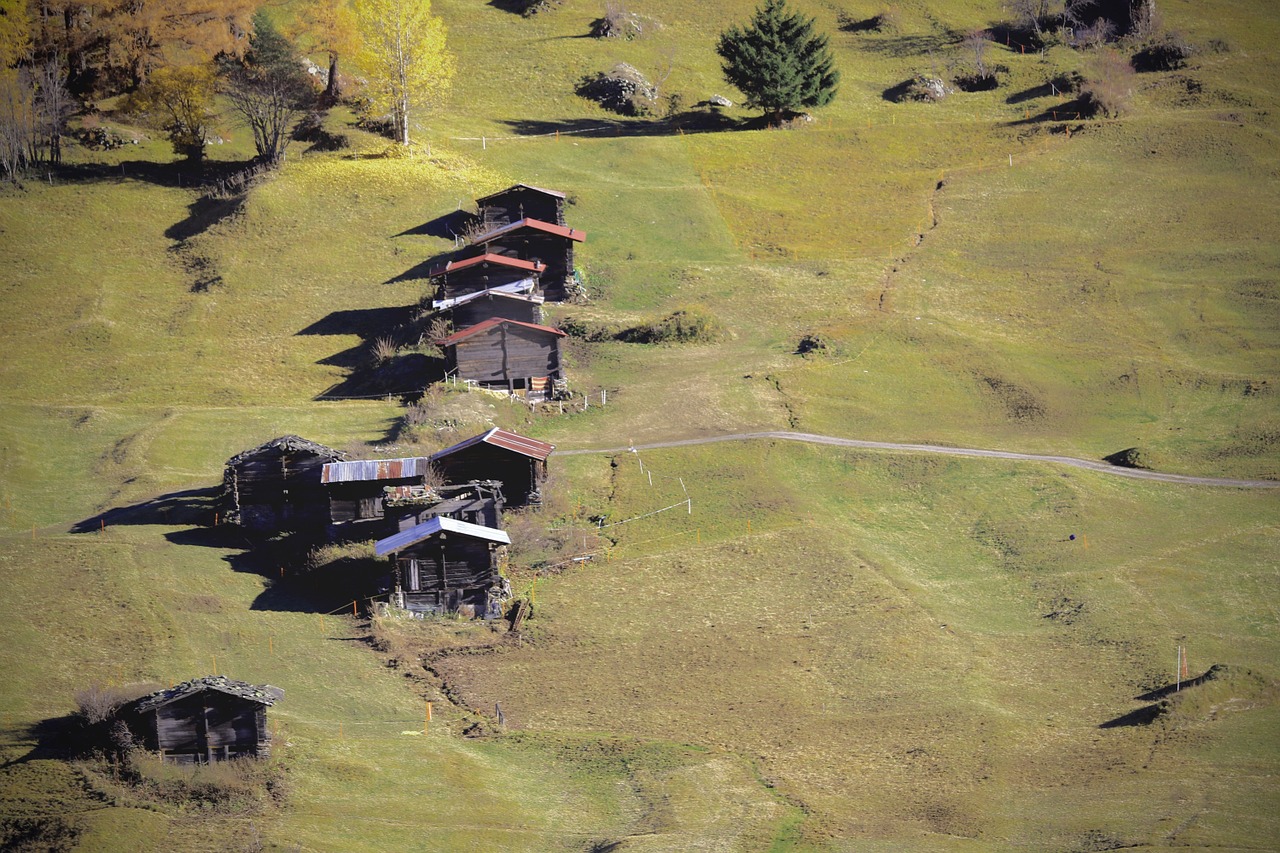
[0, 0, 1277, 849]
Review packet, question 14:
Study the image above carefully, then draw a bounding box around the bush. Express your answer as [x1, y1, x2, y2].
[620, 307, 724, 344]
[1081, 48, 1134, 117]
[1132, 32, 1194, 72]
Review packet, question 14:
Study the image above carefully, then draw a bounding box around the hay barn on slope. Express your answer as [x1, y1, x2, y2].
[127, 676, 283, 764]
[222, 436, 345, 534]
[469, 219, 584, 302]
[476, 184, 567, 228]
[429, 253, 544, 303]
[435, 317, 566, 398]
[375, 517, 510, 617]
[430, 428, 554, 507]
[435, 288, 544, 330]
[321, 456, 438, 540]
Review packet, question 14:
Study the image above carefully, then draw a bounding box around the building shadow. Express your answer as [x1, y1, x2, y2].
[70, 487, 223, 534]
[395, 210, 478, 239]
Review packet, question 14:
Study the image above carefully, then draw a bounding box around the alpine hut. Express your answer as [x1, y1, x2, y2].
[222, 436, 345, 534]
[429, 253, 544, 304]
[321, 456, 438, 540]
[469, 219, 585, 302]
[430, 428, 554, 507]
[375, 517, 511, 617]
[434, 287, 544, 330]
[435, 317, 566, 399]
[476, 184, 567, 228]
[127, 676, 284, 764]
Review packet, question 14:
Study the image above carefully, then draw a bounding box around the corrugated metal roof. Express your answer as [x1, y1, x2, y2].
[476, 183, 567, 203]
[375, 515, 510, 556]
[135, 676, 284, 712]
[431, 427, 555, 462]
[431, 280, 542, 311]
[434, 316, 567, 347]
[321, 457, 435, 484]
[471, 218, 586, 245]
[428, 253, 546, 279]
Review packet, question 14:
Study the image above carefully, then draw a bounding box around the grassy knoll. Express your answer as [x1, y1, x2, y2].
[1, 0, 1277, 849]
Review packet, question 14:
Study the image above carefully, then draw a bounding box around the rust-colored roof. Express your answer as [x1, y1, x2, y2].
[476, 183, 567, 203]
[428, 253, 546, 279]
[471, 218, 586, 245]
[434, 316, 567, 347]
[432, 427, 555, 462]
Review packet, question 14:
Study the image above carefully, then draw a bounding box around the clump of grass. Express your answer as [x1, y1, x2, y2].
[562, 306, 724, 345]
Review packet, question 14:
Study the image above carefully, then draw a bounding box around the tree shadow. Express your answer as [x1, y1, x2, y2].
[51, 157, 259, 191]
[1006, 74, 1079, 104]
[70, 487, 222, 534]
[395, 209, 478, 239]
[164, 194, 247, 241]
[486, 0, 534, 14]
[839, 14, 884, 33]
[498, 110, 744, 139]
[1008, 96, 1092, 124]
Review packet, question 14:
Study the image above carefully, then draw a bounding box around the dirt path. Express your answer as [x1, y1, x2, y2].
[557, 430, 1280, 489]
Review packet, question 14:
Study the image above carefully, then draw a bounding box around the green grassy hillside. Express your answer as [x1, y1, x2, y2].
[1, 0, 1277, 850]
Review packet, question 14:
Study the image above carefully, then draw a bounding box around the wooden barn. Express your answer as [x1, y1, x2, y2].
[375, 516, 511, 617]
[321, 456, 436, 540]
[436, 288, 544, 330]
[384, 480, 506, 532]
[429, 253, 544, 303]
[470, 219, 585, 302]
[436, 317, 566, 398]
[127, 676, 284, 764]
[222, 436, 345, 534]
[430, 428, 554, 507]
[476, 183, 567, 228]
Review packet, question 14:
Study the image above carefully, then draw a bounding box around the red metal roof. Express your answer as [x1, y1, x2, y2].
[431, 427, 555, 463]
[428, 253, 546, 279]
[434, 316, 567, 346]
[471, 218, 586, 245]
[476, 183, 567, 203]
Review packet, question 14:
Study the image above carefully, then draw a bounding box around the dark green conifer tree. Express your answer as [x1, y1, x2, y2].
[716, 0, 840, 124]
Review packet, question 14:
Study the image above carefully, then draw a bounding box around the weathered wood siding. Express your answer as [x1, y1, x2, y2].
[141, 693, 269, 763]
[327, 477, 424, 540]
[433, 445, 544, 507]
[447, 324, 562, 387]
[451, 294, 541, 329]
[480, 188, 565, 227]
[224, 444, 339, 535]
[482, 235, 573, 301]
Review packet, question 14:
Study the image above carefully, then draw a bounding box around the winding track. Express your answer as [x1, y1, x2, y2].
[558, 430, 1280, 489]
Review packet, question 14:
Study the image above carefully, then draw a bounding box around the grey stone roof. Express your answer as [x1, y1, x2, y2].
[134, 676, 284, 712]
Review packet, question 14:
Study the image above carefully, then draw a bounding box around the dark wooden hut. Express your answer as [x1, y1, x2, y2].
[436, 317, 566, 398]
[438, 288, 544, 330]
[384, 480, 506, 532]
[222, 436, 345, 534]
[429, 253, 544, 304]
[127, 676, 283, 764]
[476, 183, 567, 228]
[470, 219, 585, 302]
[375, 516, 511, 617]
[430, 428, 554, 507]
[321, 456, 436, 540]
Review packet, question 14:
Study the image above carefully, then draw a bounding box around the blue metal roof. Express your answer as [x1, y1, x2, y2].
[375, 516, 510, 556]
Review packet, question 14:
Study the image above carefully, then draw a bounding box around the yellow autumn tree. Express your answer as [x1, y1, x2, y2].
[353, 0, 454, 146]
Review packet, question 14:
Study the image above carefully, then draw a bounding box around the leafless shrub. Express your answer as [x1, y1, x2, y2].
[74, 683, 154, 725]
[1082, 48, 1135, 116]
[963, 29, 992, 78]
[371, 336, 398, 364]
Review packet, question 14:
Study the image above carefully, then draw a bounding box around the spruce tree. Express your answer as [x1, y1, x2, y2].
[716, 0, 839, 124]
